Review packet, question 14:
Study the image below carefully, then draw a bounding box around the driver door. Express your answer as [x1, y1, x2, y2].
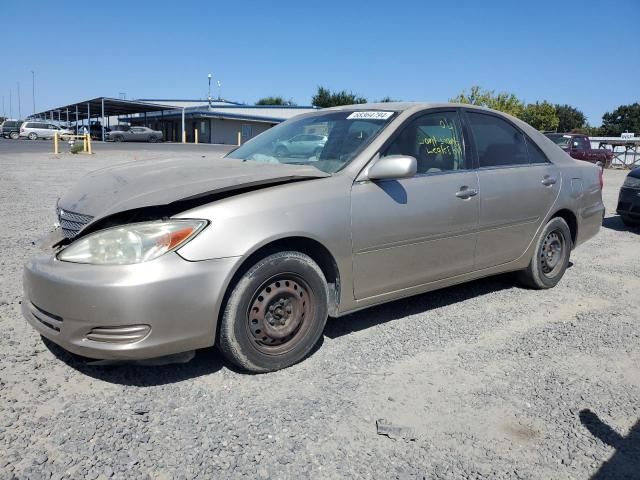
[351, 110, 479, 299]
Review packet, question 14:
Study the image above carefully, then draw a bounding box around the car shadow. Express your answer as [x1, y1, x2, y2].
[42, 273, 520, 384]
[325, 273, 515, 339]
[42, 337, 226, 387]
[579, 409, 639, 479]
[602, 216, 640, 232]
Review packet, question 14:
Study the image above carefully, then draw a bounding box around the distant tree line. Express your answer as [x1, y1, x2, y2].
[254, 85, 639, 135]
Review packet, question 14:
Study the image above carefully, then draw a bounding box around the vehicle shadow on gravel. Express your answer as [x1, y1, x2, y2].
[325, 273, 515, 338]
[602, 216, 640, 233]
[579, 409, 639, 479]
[42, 337, 226, 387]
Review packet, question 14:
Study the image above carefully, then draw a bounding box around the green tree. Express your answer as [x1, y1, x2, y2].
[378, 96, 400, 103]
[255, 96, 296, 106]
[521, 101, 560, 132]
[312, 86, 367, 108]
[450, 86, 524, 118]
[554, 104, 586, 132]
[600, 103, 640, 136]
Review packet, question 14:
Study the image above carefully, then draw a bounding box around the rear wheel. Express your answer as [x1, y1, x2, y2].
[28, 132, 38, 140]
[9, 132, 19, 140]
[219, 251, 328, 372]
[113, 135, 124, 142]
[518, 217, 571, 289]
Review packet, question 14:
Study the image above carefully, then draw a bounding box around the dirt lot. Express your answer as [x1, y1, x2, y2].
[1, 142, 638, 479]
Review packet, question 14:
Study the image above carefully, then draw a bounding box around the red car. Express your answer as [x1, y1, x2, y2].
[546, 133, 614, 167]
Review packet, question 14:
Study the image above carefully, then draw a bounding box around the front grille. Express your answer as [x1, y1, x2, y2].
[57, 207, 93, 239]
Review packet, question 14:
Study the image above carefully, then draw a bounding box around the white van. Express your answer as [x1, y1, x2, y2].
[20, 121, 70, 140]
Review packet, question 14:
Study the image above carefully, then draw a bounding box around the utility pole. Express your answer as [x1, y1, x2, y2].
[9, 89, 12, 118]
[1, 96, 4, 117]
[17, 82, 21, 119]
[208, 73, 213, 108]
[31, 70, 35, 115]
[217, 80, 222, 101]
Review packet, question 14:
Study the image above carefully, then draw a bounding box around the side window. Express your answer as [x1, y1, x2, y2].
[525, 137, 550, 164]
[467, 112, 528, 167]
[383, 111, 466, 174]
[577, 136, 590, 150]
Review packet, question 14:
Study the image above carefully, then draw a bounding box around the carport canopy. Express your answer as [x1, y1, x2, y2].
[32, 97, 177, 140]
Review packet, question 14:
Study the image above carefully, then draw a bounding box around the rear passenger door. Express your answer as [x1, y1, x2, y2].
[463, 110, 560, 269]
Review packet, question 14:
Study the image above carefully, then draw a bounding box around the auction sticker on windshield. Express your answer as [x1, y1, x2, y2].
[346, 111, 394, 120]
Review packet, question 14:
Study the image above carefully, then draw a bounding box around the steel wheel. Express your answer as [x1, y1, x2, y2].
[519, 216, 571, 289]
[246, 274, 314, 354]
[539, 229, 565, 278]
[219, 251, 329, 372]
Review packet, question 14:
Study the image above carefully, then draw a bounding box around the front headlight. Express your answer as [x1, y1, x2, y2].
[623, 176, 640, 189]
[57, 219, 207, 265]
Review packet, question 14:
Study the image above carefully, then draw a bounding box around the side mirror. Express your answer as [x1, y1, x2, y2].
[368, 155, 417, 181]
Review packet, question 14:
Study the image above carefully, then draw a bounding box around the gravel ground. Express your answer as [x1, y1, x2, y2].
[1, 145, 638, 479]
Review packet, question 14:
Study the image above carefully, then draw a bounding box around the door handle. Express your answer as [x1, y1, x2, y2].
[541, 176, 557, 186]
[456, 186, 478, 199]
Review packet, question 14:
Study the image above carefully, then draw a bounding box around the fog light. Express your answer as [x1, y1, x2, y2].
[85, 325, 151, 344]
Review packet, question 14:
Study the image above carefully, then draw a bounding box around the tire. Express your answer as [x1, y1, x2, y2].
[28, 132, 38, 140]
[113, 135, 124, 142]
[518, 217, 572, 289]
[219, 251, 329, 372]
[620, 214, 640, 227]
[148, 135, 157, 143]
[274, 146, 288, 157]
[9, 132, 19, 140]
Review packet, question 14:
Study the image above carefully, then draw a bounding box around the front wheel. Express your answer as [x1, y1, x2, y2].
[148, 135, 157, 143]
[113, 135, 124, 142]
[28, 132, 38, 140]
[219, 251, 329, 372]
[9, 132, 19, 140]
[518, 217, 572, 289]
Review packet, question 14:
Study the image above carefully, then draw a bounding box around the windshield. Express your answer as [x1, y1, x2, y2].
[547, 134, 572, 148]
[226, 110, 396, 173]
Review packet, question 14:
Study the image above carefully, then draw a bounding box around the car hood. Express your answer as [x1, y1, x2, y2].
[58, 156, 330, 220]
[629, 166, 640, 179]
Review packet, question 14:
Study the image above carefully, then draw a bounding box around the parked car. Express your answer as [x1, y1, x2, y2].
[616, 166, 640, 226]
[23, 103, 604, 372]
[545, 133, 614, 166]
[1, 120, 24, 139]
[19, 121, 69, 140]
[108, 126, 163, 143]
[274, 133, 327, 157]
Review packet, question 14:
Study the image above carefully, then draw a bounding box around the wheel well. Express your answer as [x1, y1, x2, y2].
[552, 209, 577, 247]
[223, 237, 341, 318]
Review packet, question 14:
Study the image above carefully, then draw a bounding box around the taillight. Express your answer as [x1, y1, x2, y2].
[20, 128, 24, 132]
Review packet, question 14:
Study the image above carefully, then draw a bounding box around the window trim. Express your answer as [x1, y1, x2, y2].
[460, 108, 551, 170]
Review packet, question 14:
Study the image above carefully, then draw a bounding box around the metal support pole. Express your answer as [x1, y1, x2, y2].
[66, 108, 69, 126]
[87, 103, 90, 138]
[101, 98, 105, 142]
[75, 105, 78, 134]
[181, 108, 186, 144]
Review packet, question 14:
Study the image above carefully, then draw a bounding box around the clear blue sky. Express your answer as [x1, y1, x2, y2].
[2, 0, 638, 125]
